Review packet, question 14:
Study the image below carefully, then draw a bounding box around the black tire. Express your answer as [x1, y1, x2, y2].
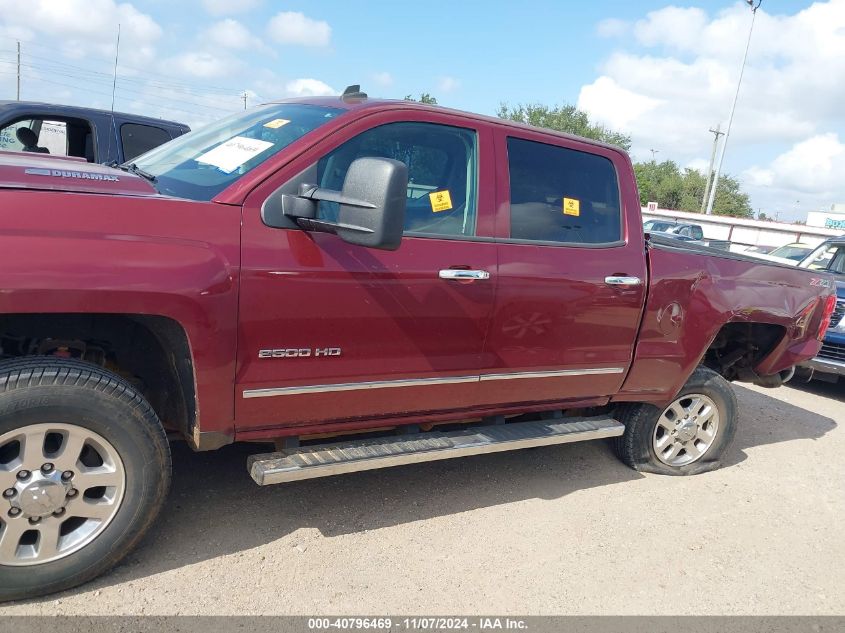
[0, 357, 171, 601]
[613, 366, 737, 476]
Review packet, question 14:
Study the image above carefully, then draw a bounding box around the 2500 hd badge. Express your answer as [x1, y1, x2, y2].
[258, 347, 342, 358]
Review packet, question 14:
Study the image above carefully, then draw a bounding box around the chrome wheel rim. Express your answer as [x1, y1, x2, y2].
[652, 394, 720, 467]
[0, 423, 125, 566]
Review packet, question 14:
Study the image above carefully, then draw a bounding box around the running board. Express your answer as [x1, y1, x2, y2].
[247, 416, 624, 485]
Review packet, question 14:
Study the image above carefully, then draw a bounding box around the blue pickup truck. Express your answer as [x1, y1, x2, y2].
[796, 238, 845, 381]
[0, 101, 189, 164]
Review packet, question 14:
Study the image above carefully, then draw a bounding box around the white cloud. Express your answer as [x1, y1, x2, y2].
[578, 2, 845, 163]
[372, 72, 393, 87]
[267, 11, 331, 47]
[0, 0, 161, 62]
[437, 76, 460, 93]
[632, 6, 709, 51]
[284, 78, 335, 97]
[744, 134, 845, 196]
[597, 18, 629, 38]
[686, 158, 711, 174]
[203, 19, 252, 49]
[201, 0, 261, 17]
[166, 51, 243, 79]
[578, 76, 661, 133]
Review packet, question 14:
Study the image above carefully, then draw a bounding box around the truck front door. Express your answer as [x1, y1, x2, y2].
[237, 111, 497, 433]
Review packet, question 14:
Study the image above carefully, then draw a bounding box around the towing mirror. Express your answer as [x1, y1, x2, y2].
[336, 157, 407, 250]
[281, 157, 407, 251]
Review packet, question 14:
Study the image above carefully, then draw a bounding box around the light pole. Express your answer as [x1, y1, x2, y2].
[705, 0, 762, 215]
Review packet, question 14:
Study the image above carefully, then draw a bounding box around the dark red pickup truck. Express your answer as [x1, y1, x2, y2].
[0, 92, 836, 599]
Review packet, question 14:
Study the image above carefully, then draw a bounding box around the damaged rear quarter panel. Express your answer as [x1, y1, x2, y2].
[615, 242, 829, 404]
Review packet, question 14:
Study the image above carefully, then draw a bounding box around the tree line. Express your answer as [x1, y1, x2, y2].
[404, 95, 753, 219]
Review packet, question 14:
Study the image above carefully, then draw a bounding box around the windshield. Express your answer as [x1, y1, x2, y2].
[799, 242, 845, 275]
[770, 244, 812, 261]
[132, 103, 342, 200]
[644, 220, 675, 232]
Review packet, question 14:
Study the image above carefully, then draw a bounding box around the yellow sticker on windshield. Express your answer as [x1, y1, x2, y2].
[563, 197, 580, 216]
[263, 118, 290, 129]
[429, 190, 453, 212]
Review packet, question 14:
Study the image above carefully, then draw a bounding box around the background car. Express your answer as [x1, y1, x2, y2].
[0, 101, 190, 164]
[795, 238, 845, 381]
[768, 242, 814, 262]
[643, 219, 704, 240]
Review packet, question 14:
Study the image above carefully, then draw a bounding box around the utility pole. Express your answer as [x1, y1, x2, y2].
[242, 91, 248, 110]
[700, 123, 725, 212]
[16, 41, 20, 100]
[649, 149, 659, 161]
[706, 0, 762, 214]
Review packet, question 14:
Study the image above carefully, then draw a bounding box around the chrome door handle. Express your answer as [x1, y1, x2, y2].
[605, 276, 642, 286]
[439, 269, 490, 281]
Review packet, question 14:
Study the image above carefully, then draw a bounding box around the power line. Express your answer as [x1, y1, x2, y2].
[1, 38, 245, 95]
[16, 75, 225, 120]
[0, 59, 238, 113]
[705, 0, 762, 215]
[3, 52, 243, 98]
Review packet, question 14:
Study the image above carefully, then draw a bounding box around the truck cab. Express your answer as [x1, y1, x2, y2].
[0, 101, 189, 164]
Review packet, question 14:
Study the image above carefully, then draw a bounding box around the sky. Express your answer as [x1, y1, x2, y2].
[0, 0, 843, 221]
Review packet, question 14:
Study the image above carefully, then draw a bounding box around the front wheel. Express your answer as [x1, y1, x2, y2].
[613, 367, 737, 475]
[0, 358, 171, 601]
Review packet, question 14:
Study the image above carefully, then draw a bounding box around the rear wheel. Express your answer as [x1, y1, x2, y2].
[613, 367, 737, 475]
[0, 358, 171, 601]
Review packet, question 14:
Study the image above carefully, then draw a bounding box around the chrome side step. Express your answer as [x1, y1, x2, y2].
[247, 416, 624, 485]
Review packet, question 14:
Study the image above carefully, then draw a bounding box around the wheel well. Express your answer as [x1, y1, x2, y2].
[0, 314, 196, 438]
[702, 322, 786, 382]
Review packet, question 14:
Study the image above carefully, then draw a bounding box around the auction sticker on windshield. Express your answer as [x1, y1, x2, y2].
[197, 136, 274, 173]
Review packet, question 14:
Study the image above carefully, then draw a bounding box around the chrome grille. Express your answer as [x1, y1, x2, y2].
[819, 342, 845, 362]
[832, 301, 845, 327]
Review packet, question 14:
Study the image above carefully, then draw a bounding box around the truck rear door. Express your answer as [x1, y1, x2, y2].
[477, 128, 647, 407]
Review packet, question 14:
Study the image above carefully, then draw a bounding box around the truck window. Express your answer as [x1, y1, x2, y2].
[37, 121, 68, 155]
[0, 117, 94, 161]
[802, 244, 845, 274]
[315, 122, 478, 237]
[0, 119, 63, 154]
[0, 120, 34, 152]
[507, 137, 621, 245]
[120, 123, 172, 161]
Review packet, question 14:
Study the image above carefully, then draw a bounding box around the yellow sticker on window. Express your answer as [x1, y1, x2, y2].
[263, 118, 290, 129]
[429, 190, 453, 212]
[563, 197, 580, 216]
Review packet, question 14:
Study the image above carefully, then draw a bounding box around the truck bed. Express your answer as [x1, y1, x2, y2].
[615, 234, 833, 403]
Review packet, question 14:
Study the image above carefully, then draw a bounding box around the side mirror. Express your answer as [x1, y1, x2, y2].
[281, 157, 407, 251]
[336, 157, 407, 250]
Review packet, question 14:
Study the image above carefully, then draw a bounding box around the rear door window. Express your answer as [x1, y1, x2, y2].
[121, 123, 173, 161]
[506, 137, 621, 245]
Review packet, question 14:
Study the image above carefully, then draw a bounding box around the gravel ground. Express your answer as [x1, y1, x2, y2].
[2, 380, 843, 615]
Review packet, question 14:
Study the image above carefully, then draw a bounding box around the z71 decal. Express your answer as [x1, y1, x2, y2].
[810, 278, 832, 288]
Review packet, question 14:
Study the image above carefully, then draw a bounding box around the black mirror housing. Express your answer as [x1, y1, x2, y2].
[276, 157, 407, 251]
[336, 157, 407, 251]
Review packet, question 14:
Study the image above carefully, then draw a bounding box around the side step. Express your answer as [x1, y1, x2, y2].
[247, 416, 624, 485]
